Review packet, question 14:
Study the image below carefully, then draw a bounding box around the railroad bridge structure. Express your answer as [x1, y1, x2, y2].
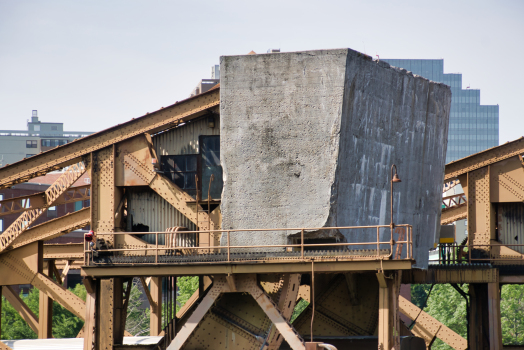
[0, 52, 524, 350]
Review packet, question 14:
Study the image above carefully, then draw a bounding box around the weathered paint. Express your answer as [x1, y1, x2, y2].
[126, 188, 196, 245]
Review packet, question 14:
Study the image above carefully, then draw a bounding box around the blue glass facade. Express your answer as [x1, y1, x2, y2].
[383, 59, 499, 163]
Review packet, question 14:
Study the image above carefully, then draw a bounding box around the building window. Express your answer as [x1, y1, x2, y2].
[52, 126, 58, 130]
[47, 206, 57, 217]
[161, 155, 198, 198]
[0, 194, 3, 200]
[26, 140, 37, 148]
[0, 219, 3, 232]
[26, 154, 36, 158]
[34, 125, 40, 131]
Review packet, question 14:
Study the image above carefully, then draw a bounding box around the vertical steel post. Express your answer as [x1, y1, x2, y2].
[301, 229, 305, 259]
[150, 277, 162, 336]
[227, 231, 230, 262]
[38, 262, 53, 339]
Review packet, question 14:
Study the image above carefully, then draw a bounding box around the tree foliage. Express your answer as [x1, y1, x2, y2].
[501, 284, 524, 345]
[1, 283, 86, 340]
[176, 276, 199, 314]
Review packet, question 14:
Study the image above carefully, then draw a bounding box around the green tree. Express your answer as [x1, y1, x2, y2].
[408, 284, 468, 350]
[501, 284, 524, 345]
[125, 278, 150, 336]
[176, 276, 199, 314]
[411, 284, 431, 309]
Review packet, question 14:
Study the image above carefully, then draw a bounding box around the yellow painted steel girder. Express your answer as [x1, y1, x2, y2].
[445, 137, 524, 181]
[0, 244, 86, 320]
[0, 184, 90, 217]
[82, 260, 413, 278]
[9, 207, 90, 250]
[0, 341, 13, 350]
[441, 204, 467, 225]
[399, 295, 467, 350]
[402, 267, 497, 284]
[3, 286, 39, 333]
[0, 89, 220, 189]
[0, 162, 88, 252]
[43, 243, 84, 260]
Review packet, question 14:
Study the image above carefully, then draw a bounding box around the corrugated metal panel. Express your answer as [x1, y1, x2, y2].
[498, 203, 524, 254]
[152, 116, 220, 156]
[127, 188, 196, 245]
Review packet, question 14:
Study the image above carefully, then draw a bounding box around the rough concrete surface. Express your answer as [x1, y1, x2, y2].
[220, 48, 451, 268]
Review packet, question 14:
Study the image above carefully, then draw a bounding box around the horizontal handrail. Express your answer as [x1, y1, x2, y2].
[432, 242, 524, 264]
[84, 224, 413, 266]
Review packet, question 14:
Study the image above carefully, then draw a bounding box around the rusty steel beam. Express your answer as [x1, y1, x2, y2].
[443, 179, 461, 193]
[121, 149, 219, 232]
[399, 295, 467, 350]
[441, 204, 467, 225]
[0, 89, 220, 189]
[0, 341, 13, 350]
[402, 267, 497, 284]
[168, 275, 305, 350]
[43, 243, 84, 260]
[32, 272, 86, 320]
[0, 185, 90, 217]
[3, 286, 39, 333]
[445, 137, 524, 181]
[0, 162, 88, 252]
[0, 245, 86, 320]
[267, 274, 301, 350]
[82, 260, 413, 278]
[10, 207, 90, 250]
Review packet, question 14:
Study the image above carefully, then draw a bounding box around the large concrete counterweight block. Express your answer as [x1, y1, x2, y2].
[220, 49, 451, 268]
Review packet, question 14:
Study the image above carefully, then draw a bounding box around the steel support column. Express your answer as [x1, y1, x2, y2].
[150, 277, 163, 336]
[96, 278, 126, 349]
[469, 284, 489, 350]
[38, 263, 53, 339]
[83, 278, 97, 350]
[488, 282, 502, 350]
[378, 274, 394, 350]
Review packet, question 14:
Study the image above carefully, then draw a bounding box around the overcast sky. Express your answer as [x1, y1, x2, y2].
[0, 0, 522, 143]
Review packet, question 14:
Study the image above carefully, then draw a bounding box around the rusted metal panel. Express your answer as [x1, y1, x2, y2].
[126, 188, 196, 245]
[152, 116, 220, 157]
[498, 203, 524, 254]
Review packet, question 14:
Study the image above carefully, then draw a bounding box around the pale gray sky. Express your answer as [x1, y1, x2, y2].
[1, 0, 522, 143]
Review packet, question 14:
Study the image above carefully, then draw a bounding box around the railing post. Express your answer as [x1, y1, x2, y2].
[227, 231, 230, 262]
[376, 227, 380, 258]
[301, 229, 304, 259]
[155, 232, 158, 264]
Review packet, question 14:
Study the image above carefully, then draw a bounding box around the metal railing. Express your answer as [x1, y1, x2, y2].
[431, 242, 524, 264]
[84, 224, 413, 265]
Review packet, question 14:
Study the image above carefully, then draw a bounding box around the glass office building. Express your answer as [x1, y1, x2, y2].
[383, 59, 499, 163]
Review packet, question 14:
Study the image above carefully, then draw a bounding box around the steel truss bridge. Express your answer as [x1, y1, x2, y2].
[1, 86, 524, 350]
